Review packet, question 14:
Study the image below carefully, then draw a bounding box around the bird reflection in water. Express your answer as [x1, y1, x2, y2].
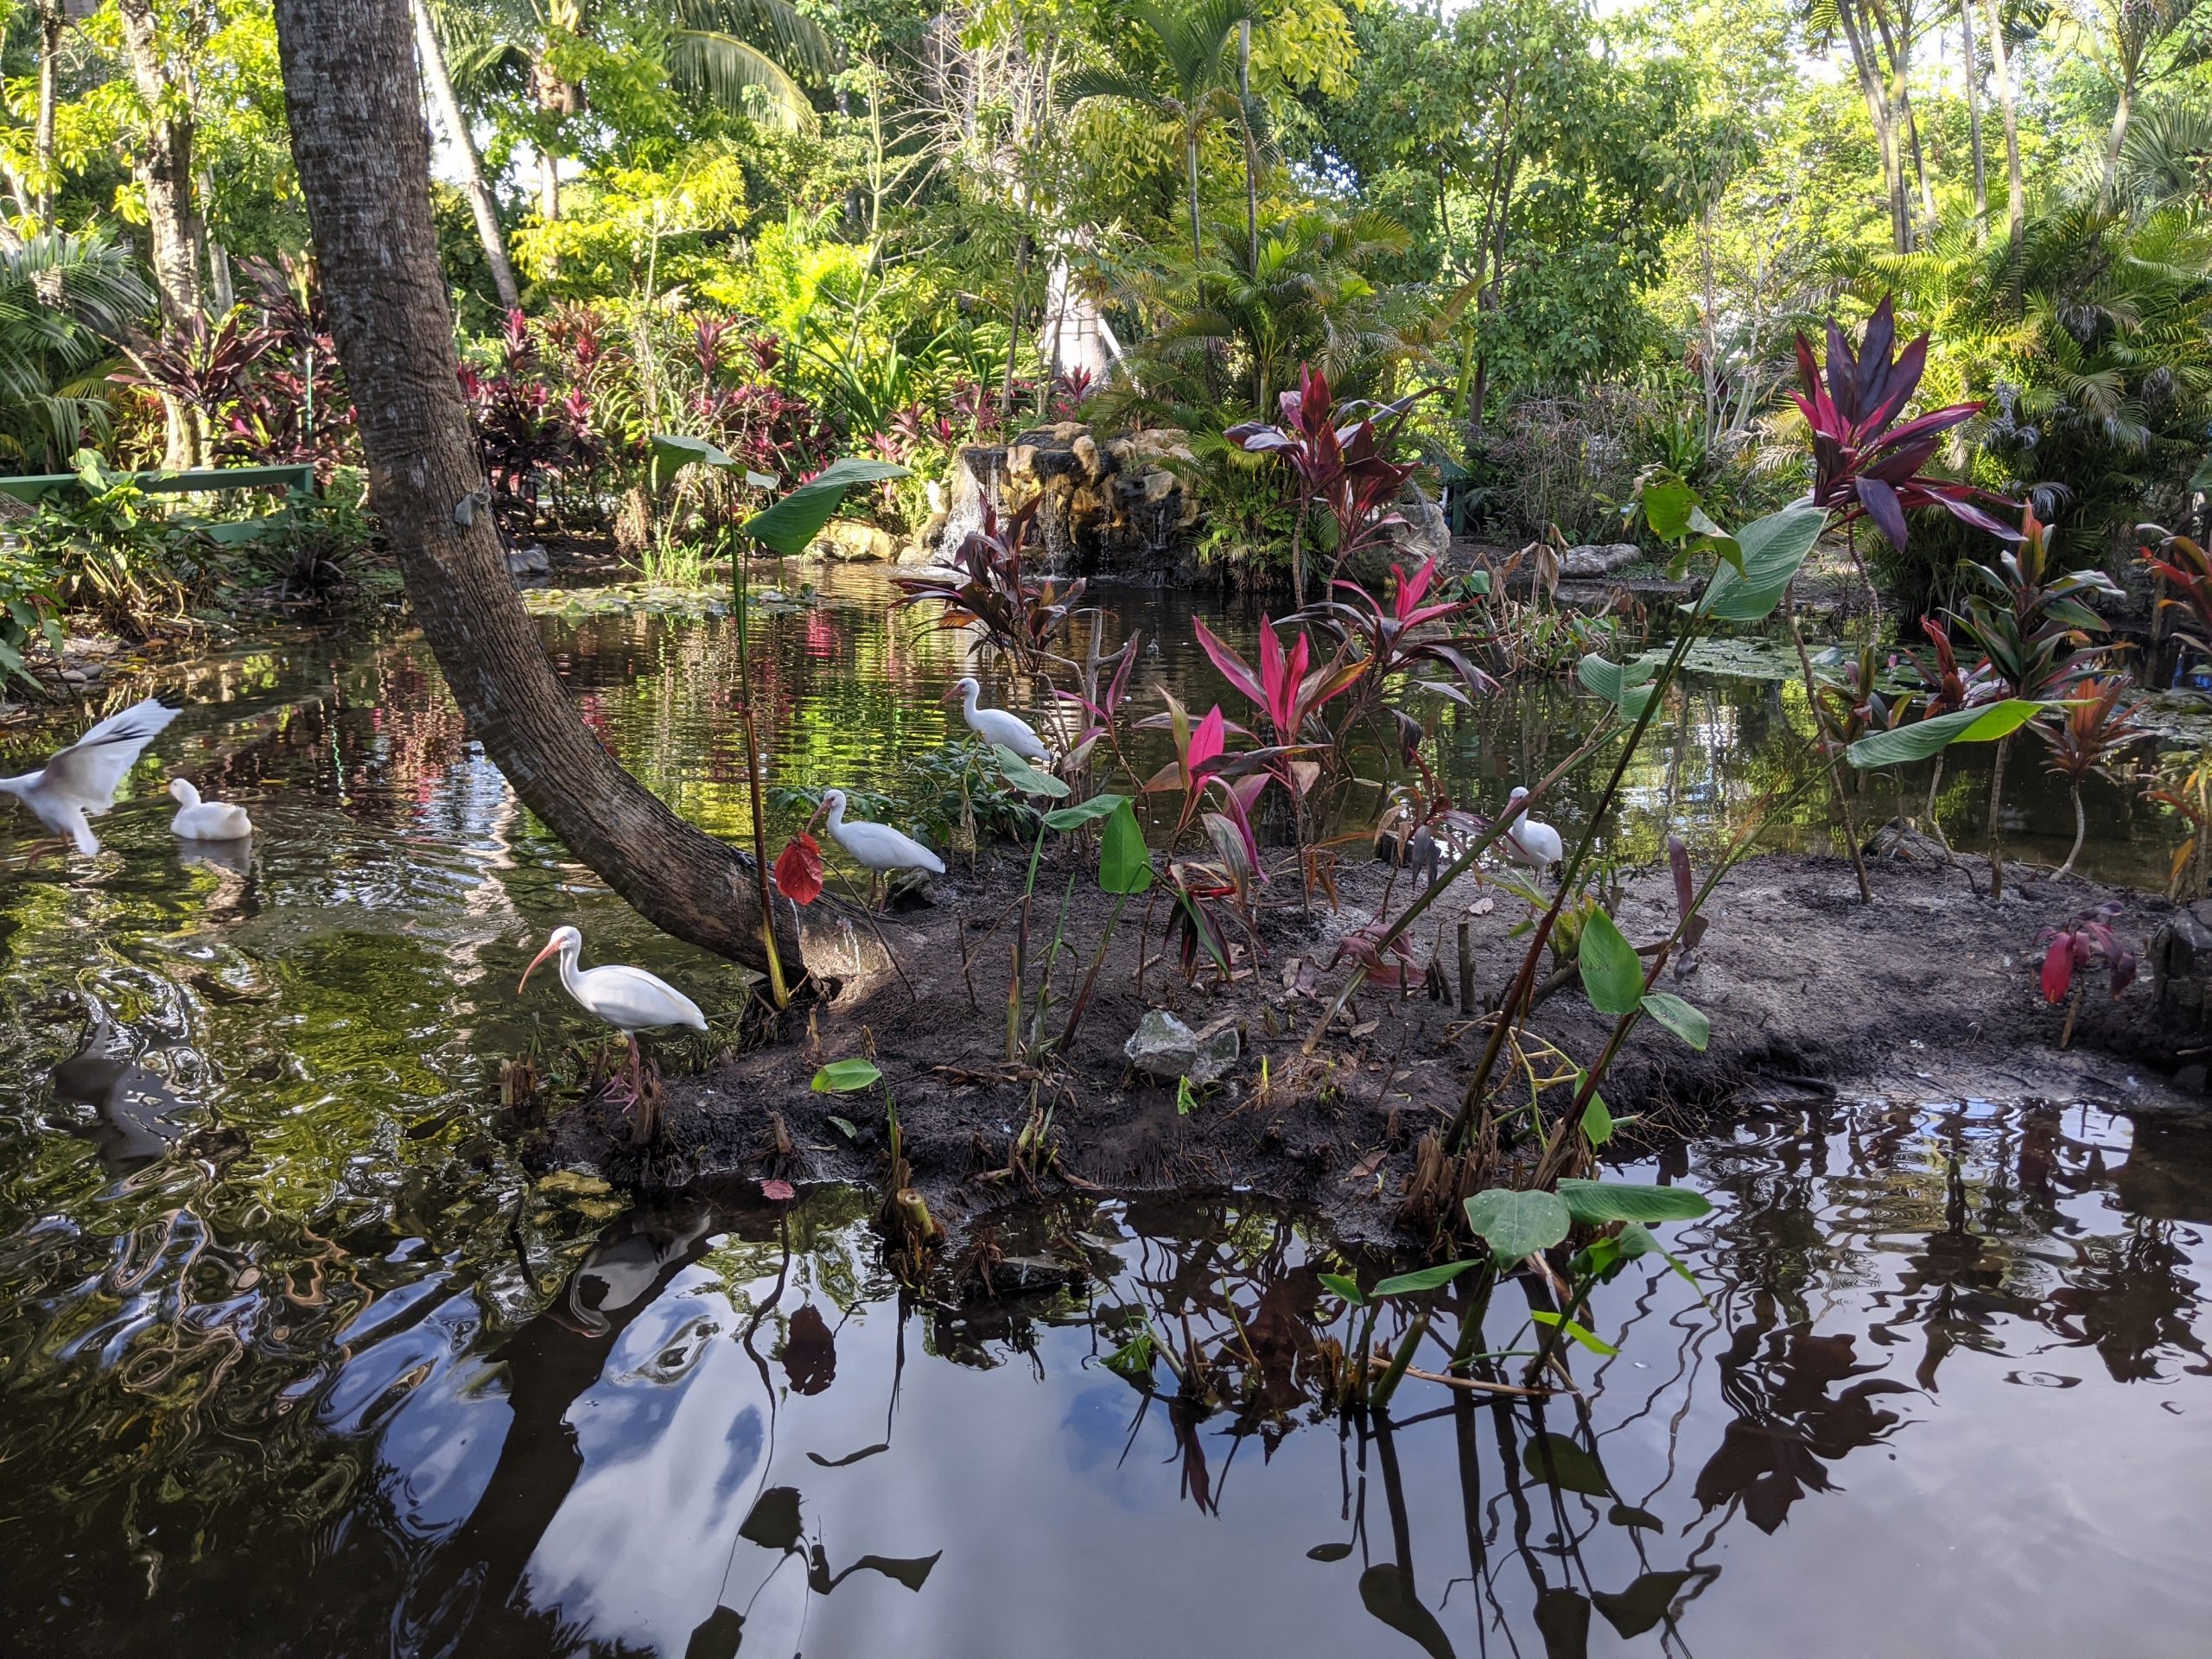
[49, 1011, 204, 1176]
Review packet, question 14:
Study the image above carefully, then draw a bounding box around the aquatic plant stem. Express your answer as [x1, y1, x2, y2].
[1786, 592, 1872, 904]
[1987, 734, 2012, 898]
[733, 545, 791, 1006]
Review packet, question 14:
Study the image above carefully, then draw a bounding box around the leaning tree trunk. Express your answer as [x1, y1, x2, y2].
[270, 0, 802, 976]
[116, 0, 207, 467]
[412, 0, 522, 310]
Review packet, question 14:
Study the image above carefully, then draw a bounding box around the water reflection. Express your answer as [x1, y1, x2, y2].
[1, 1100, 2210, 1655]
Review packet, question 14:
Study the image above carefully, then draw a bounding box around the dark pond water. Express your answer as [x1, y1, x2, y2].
[0, 567, 2204, 1656]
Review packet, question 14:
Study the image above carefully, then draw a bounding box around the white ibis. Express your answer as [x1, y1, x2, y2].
[812, 787, 944, 906]
[519, 925, 707, 1142]
[946, 676, 1052, 762]
[168, 777, 253, 841]
[1501, 787, 1563, 874]
[0, 695, 181, 856]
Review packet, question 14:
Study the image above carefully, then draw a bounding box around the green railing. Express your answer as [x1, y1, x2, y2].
[0, 463, 317, 545]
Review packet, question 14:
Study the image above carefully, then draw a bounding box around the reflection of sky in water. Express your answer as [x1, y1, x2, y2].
[0, 570, 2203, 1655]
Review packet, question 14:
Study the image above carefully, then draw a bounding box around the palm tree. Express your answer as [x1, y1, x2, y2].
[0, 232, 153, 472]
[435, 0, 835, 223]
[1061, 0, 1262, 262]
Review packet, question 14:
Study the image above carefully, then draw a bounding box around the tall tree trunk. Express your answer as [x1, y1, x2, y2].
[34, 1, 61, 230]
[116, 0, 207, 467]
[270, 0, 802, 976]
[1838, 1, 1913, 253]
[1185, 131, 1202, 262]
[1961, 0, 1987, 232]
[1986, 0, 2024, 238]
[1238, 18, 1258, 276]
[531, 53, 572, 220]
[2102, 74, 2134, 203]
[413, 0, 521, 309]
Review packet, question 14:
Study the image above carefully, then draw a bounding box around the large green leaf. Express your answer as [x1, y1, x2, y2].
[1463, 1187, 1572, 1264]
[742, 457, 911, 556]
[991, 743, 1071, 798]
[1845, 698, 2046, 768]
[649, 432, 736, 493]
[1098, 798, 1155, 894]
[1578, 653, 1658, 720]
[1372, 1259, 1483, 1298]
[1640, 990, 1710, 1051]
[1698, 505, 1825, 622]
[1556, 1179, 1712, 1224]
[1041, 792, 1127, 831]
[1577, 908, 1644, 1016]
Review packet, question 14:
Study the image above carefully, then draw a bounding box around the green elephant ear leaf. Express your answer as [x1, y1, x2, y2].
[1556, 1179, 1712, 1224]
[1462, 1188, 1572, 1264]
[743, 457, 910, 556]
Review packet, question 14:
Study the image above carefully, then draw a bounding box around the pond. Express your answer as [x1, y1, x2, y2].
[0, 567, 2204, 1656]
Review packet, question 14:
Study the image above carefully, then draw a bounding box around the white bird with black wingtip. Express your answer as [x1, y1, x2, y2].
[0, 696, 181, 856]
[519, 925, 706, 1142]
[810, 787, 944, 907]
[945, 675, 1052, 763]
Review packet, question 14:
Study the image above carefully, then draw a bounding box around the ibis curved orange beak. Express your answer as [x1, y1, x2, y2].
[938, 683, 962, 702]
[518, 936, 562, 993]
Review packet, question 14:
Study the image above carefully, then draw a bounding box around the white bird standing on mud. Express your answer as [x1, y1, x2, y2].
[0, 696, 181, 856]
[1501, 787, 1563, 874]
[519, 925, 706, 1142]
[946, 676, 1052, 762]
[168, 777, 253, 842]
[812, 787, 944, 906]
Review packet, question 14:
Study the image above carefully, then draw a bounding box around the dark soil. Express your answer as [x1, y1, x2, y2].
[547, 824, 2208, 1247]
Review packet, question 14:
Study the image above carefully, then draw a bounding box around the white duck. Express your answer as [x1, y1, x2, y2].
[1500, 786, 1563, 874]
[168, 777, 253, 842]
[945, 676, 1052, 763]
[519, 925, 707, 1142]
[0, 695, 181, 856]
[812, 787, 944, 906]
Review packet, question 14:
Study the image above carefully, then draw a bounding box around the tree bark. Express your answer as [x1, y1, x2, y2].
[413, 0, 522, 310]
[34, 0, 61, 230]
[1985, 0, 2024, 238]
[1238, 18, 1258, 276]
[1960, 0, 1986, 232]
[2102, 74, 2134, 204]
[270, 0, 803, 976]
[1837, 0, 1913, 253]
[116, 0, 207, 466]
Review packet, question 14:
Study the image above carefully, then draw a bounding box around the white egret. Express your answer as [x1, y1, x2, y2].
[1501, 787, 1563, 874]
[812, 788, 944, 907]
[519, 925, 707, 1142]
[945, 676, 1052, 762]
[168, 778, 253, 841]
[0, 696, 181, 856]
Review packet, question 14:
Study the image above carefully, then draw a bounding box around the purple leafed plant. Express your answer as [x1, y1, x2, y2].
[1795, 295, 2017, 550]
[1225, 362, 1421, 603]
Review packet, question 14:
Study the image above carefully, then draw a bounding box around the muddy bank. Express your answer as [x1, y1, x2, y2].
[547, 831, 2206, 1243]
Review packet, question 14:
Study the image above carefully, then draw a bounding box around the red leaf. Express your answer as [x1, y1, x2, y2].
[774, 832, 824, 905]
[1187, 705, 1227, 778]
[2040, 935, 2075, 1004]
[761, 1179, 796, 1202]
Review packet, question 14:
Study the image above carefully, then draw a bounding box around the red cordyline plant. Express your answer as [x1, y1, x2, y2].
[2038, 677, 2150, 878]
[890, 499, 1084, 668]
[2036, 901, 2137, 1046]
[1794, 295, 2017, 550]
[2139, 524, 2212, 658]
[1191, 613, 1365, 799]
[1226, 362, 1421, 604]
[1296, 556, 1502, 708]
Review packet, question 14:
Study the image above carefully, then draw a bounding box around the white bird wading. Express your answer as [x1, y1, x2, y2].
[518, 925, 707, 1142]
[945, 676, 1052, 762]
[0, 696, 181, 856]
